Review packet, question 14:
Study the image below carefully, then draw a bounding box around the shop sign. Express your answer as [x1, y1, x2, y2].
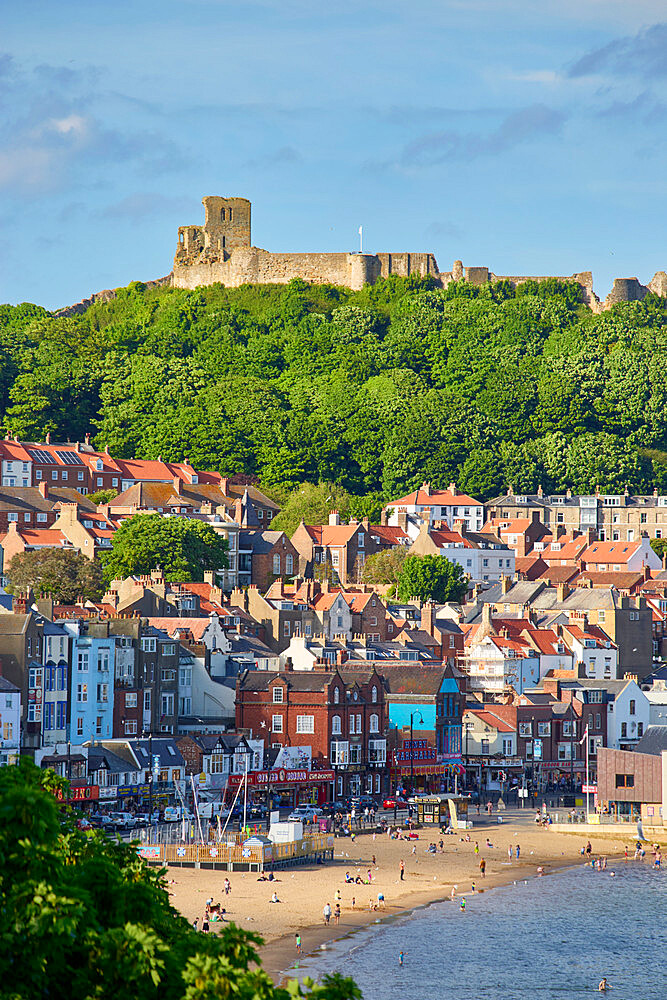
[98, 787, 117, 800]
[395, 739, 437, 764]
[228, 768, 335, 788]
[55, 784, 99, 803]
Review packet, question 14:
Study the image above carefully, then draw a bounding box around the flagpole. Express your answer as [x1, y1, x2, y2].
[359, 226, 363, 254]
[585, 727, 590, 821]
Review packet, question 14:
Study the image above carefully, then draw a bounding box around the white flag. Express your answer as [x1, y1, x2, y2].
[358, 226, 363, 236]
[578, 725, 589, 746]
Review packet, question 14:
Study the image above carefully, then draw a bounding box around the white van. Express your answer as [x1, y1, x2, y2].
[164, 806, 195, 823]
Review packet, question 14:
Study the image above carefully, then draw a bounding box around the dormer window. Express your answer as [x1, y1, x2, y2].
[371, 685, 378, 703]
[96, 459, 103, 471]
[333, 688, 340, 704]
[272, 687, 284, 703]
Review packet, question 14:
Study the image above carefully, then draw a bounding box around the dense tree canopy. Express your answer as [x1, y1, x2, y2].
[6, 548, 104, 603]
[396, 554, 468, 604]
[361, 548, 408, 593]
[101, 514, 229, 583]
[0, 759, 360, 1000]
[3, 276, 667, 502]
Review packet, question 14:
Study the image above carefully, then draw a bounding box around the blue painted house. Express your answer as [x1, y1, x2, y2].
[63, 620, 117, 742]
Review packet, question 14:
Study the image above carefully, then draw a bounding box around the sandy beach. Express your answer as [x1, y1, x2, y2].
[166, 813, 632, 981]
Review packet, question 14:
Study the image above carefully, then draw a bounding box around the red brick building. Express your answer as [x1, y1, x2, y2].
[236, 662, 389, 798]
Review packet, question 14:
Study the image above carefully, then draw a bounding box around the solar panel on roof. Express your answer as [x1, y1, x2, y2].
[55, 450, 84, 466]
[28, 449, 56, 464]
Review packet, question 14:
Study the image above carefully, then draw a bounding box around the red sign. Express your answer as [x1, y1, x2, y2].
[55, 785, 99, 803]
[582, 784, 597, 794]
[394, 739, 437, 765]
[228, 769, 335, 788]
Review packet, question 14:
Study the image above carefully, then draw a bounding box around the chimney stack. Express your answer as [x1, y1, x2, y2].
[329, 511, 341, 526]
[38, 481, 48, 499]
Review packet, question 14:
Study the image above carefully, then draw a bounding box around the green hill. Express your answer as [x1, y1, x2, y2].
[3, 275, 667, 503]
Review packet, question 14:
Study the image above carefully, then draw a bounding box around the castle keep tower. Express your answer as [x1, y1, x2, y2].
[201, 196, 251, 252]
[176, 196, 251, 257]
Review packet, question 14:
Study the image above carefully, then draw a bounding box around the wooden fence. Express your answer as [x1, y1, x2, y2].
[138, 832, 335, 871]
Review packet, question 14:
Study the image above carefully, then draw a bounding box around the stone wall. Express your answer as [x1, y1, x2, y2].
[174, 248, 386, 291]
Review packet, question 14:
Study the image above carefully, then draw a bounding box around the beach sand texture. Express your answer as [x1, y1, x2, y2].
[166, 816, 631, 979]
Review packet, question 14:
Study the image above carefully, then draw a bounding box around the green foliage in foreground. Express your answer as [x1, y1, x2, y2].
[0, 760, 361, 1000]
[5, 275, 667, 500]
[100, 513, 229, 583]
[396, 554, 468, 604]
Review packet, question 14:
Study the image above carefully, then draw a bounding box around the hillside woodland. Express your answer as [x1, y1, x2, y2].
[2, 276, 667, 505]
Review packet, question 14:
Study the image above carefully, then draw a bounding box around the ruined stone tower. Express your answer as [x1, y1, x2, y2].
[177, 196, 251, 257]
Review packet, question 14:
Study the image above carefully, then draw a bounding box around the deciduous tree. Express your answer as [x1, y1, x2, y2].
[6, 547, 104, 603]
[101, 514, 228, 583]
[396, 554, 468, 604]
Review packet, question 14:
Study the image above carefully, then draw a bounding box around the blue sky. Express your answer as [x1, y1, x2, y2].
[2, 0, 667, 309]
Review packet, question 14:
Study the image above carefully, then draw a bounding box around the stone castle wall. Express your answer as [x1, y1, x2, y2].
[168, 196, 667, 310]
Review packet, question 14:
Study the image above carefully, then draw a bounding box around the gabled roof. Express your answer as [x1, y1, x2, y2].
[390, 484, 482, 507]
[379, 664, 447, 696]
[634, 725, 667, 756]
[581, 540, 642, 563]
[466, 708, 516, 733]
[369, 525, 411, 545]
[238, 670, 336, 692]
[239, 530, 289, 554]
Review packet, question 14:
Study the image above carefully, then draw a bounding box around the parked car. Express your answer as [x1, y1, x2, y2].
[107, 812, 137, 831]
[321, 800, 346, 815]
[351, 795, 379, 811]
[382, 796, 409, 811]
[287, 806, 322, 823]
[134, 812, 152, 827]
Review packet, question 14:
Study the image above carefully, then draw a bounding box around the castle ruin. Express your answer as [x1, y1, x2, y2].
[171, 196, 667, 311]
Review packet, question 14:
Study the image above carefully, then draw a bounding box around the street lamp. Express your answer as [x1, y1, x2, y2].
[409, 711, 424, 797]
[143, 731, 154, 827]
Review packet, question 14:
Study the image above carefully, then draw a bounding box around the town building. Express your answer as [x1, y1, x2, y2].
[0, 676, 21, 765]
[236, 662, 388, 799]
[487, 487, 667, 544]
[409, 521, 514, 583]
[384, 482, 485, 539]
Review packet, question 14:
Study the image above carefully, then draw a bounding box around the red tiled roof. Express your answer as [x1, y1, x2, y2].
[390, 485, 482, 507]
[369, 525, 410, 544]
[581, 540, 641, 563]
[467, 709, 516, 733]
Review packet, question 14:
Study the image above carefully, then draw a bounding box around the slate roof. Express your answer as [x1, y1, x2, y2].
[634, 725, 667, 756]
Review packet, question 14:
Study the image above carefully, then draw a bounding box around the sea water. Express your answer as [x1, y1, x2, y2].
[293, 863, 665, 1000]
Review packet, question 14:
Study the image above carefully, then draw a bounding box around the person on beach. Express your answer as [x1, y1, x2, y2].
[270, 891, 280, 903]
[323, 902, 332, 925]
[400, 859, 405, 880]
[398, 951, 404, 967]
[202, 915, 210, 933]
[460, 897, 466, 911]
[334, 903, 341, 925]
[192, 917, 199, 931]
[480, 858, 486, 877]
[474, 841, 479, 854]
[515, 844, 520, 859]
[224, 878, 231, 894]
[295, 933, 302, 956]
[598, 977, 611, 991]
[508, 845, 513, 861]
[586, 841, 592, 857]
[450, 886, 457, 900]
[471, 881, 476, 893]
